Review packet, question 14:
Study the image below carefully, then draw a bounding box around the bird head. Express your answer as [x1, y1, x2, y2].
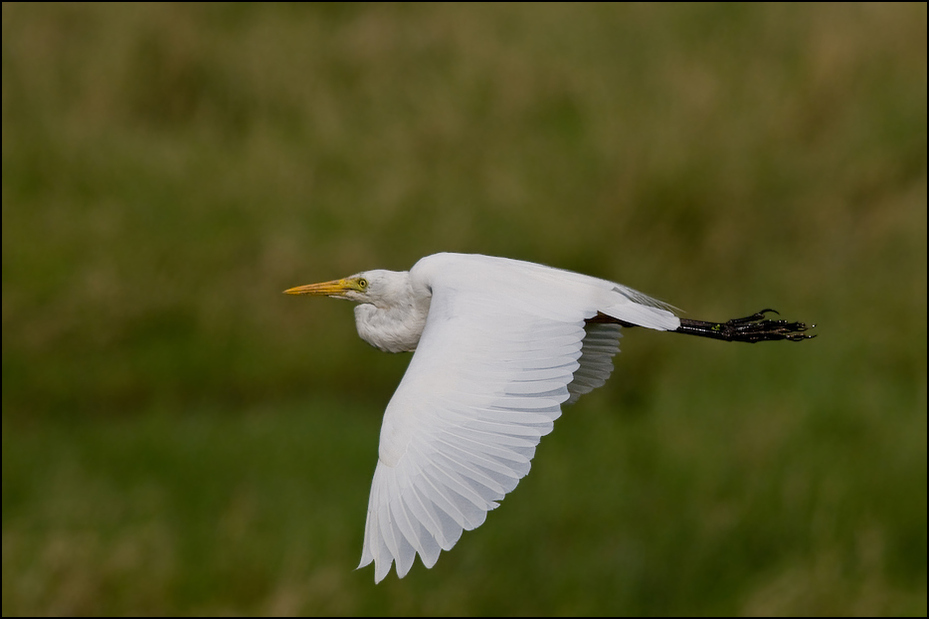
[284, 270, 413, 308]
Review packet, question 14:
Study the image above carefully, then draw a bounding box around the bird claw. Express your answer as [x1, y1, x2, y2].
[726, 308, 779, 324]
[724, 309, 817, 343]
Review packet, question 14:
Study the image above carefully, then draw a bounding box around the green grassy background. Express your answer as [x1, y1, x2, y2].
[2, 3, 926, 615]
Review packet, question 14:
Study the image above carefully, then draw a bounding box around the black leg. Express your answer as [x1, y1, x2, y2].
[675, 309, 816, 343]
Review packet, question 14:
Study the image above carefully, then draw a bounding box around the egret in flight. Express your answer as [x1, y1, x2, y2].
[285, 253, 814, 582]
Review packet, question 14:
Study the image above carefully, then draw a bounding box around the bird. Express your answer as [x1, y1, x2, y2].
[285, 252, 814, 582]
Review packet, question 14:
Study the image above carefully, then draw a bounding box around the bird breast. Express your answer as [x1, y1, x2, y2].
[354, 303, 428, 353]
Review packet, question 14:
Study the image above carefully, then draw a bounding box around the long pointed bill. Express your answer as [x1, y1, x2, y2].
[284, 278, 354, 297]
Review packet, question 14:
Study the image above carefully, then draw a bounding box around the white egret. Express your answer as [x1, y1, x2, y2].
[285, 252, 814, 582]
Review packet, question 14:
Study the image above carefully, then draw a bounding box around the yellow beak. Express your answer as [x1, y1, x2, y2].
[283, 278, 355, 297]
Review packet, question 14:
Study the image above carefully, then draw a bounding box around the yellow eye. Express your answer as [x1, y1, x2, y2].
[357, 278, 368, 289]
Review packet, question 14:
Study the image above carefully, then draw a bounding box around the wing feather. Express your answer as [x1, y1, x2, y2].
[566, 322, 623, 404]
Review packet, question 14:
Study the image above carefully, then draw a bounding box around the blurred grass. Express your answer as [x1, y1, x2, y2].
[2, 2, 926, 615]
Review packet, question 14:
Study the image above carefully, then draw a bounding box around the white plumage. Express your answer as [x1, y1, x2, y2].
[287, 253, 681, 582]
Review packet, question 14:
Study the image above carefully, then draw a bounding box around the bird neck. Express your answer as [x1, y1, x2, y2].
[354, 274, 431, 353]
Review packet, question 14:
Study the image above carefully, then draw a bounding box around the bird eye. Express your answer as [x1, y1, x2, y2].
[358, 278, 368, 289]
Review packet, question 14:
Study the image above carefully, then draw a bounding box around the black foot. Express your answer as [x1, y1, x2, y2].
[677, 309, 816, 343]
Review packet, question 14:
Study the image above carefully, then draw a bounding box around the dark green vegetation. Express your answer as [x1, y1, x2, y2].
[3, 3, 926, 615]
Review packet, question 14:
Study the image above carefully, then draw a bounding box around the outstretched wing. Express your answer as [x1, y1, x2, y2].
[358, 254, 678, 582]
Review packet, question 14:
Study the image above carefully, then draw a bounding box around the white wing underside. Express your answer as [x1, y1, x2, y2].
[358, 254, 679, 582]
